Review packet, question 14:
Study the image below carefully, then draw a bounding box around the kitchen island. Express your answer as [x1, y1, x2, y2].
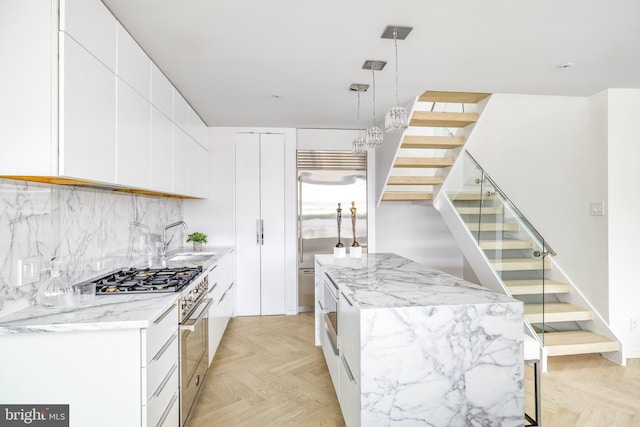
[315, 253, 524, 427]
[0, 246, 233, 427]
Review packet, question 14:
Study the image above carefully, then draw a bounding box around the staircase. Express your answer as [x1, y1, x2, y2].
[380, 91, 490, 202]
[446, 155, 620, 363]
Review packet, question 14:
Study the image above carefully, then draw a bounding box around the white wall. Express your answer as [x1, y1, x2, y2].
[606, 89, 640, 358]
[465, 93, 610, 321]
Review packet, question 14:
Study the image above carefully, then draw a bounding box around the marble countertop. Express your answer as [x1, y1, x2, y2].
[0, 246, 234, 334]
[316, 252, 519, 309]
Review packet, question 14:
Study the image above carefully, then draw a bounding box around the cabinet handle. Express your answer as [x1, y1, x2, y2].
[154, 304, 176, 325]
[256, 219, 261, 245]
[153, 332, 178, 362]
[155, 391, 178, 427]
[342, 355, 356, 383]
[153, 363, 177, 398]
[342, 293, 353, 307]
[261, 219, 264, 245]
[219, 290, 228, 303]
[209, 282, 218, 294]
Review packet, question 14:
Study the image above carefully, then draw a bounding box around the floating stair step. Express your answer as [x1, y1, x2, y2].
[466, 222, 519, 231]
[504, 279, 571, 295]
[491, 258, 551, 271]
[541, 331, 619, 356]
[456, 206, 504, 215]
[449, 192, 494, 201]
[381, 192, 433, 202]
[479, 239, 533, 250]
[400, 135, 465, 149]
[387, 176, 444, 186]
[525, 303, 592, 323]
[418, 91, 492, 104]
[394, 157, 453, 168]
[410, 111, 479, 128]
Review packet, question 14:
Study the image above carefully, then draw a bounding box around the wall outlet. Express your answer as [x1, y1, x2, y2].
[590, 201, 605, 216]
[631, 318, 640, 333]
[16, 257, 41, 286]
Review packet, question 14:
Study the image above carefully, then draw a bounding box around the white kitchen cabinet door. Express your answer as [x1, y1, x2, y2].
[259, 134, 286, 315]
[59, 33, 116, 183]
[60, 0, 116, 72]
[172, 126, 190, 195]
[235, 133, 262, 316]
[188, 109, 208, 148]
[150, 106, 173, 193]
[189, 140, 208, 198]
[235, 133, 286, 316]
[173, 89, 190, 133]
[116, 78, 151, 189]
[116, 23, 151, 100]
[151, 64, 174, 119]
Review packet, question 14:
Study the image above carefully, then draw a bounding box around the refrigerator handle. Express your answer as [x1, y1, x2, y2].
[256, 219, 260, 245]
[298, 175, 303, 264]
[261, 219, 264, 245]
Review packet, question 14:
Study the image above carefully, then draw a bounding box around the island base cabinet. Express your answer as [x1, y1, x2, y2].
[339, 355, 361, 427]
[320, 327, 340, 394]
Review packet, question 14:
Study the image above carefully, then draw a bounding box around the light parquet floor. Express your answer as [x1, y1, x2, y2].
[188, 313, 640, 427]
[187, 313, 345, 427]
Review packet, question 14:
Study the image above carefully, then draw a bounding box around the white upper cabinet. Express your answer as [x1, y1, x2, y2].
[172, 126, 190, 195]
[150, 106, 174, 193]
[60, 0, 116, 72]
[59, 33, 116, 183]
[116, 78, 151, 189]
[151, 64, 174, 119]
[173, 90, 190, 133]
[116, 23, 151, 100]
[188, 109, 208, 149]
[0, 0, 55, 175]
[190, 141, 208, 198]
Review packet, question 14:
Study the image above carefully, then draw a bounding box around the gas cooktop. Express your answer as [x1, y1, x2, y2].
[88, 266, 203, 294]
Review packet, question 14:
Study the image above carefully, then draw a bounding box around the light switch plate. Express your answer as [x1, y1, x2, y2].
[16, 257, 41, 286]
[590, 201, 605, 216]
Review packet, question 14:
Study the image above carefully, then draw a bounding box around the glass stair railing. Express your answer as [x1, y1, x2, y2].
[444, 151, 556, 344]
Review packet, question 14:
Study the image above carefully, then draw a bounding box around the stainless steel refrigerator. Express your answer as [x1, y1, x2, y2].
[297, 150, 367, 312]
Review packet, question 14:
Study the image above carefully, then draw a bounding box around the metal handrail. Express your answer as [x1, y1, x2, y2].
[465, 151, 557, 257]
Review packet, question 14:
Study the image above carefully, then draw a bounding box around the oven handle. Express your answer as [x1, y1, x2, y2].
[180, 298, 213, 332]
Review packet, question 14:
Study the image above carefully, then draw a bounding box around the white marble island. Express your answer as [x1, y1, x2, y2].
[315, 253, 524, 427]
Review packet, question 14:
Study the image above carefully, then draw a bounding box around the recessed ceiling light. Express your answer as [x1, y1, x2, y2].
[271, 94, 282, 98]
[556, 62, 574, 69]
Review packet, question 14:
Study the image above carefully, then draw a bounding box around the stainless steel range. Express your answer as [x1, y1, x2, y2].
[89, 265, 211, 426]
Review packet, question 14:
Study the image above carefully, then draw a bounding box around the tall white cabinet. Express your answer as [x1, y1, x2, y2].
[235, 133, 287, 316]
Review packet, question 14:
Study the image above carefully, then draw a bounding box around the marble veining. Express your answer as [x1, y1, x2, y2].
[317, 252, 524, 426]
[0, 178, 184, 319]
[317, 253, 516, 309]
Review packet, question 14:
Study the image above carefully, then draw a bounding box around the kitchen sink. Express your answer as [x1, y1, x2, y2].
[168, 252, 216, 261]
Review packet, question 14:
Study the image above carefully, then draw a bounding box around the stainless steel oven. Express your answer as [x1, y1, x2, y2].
[322, 273, 339, 355]
[179, 275, 212, 427]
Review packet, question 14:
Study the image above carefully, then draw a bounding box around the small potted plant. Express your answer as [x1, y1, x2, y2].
[186, 232, 208, 252]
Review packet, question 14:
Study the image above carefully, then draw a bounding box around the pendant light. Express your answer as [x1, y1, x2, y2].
[350, 84, 368, 156]
[383, 26, 413, 133]
[363, 60, 386, 148]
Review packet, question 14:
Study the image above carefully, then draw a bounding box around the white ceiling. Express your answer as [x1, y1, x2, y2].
[102, 0, 640, 129]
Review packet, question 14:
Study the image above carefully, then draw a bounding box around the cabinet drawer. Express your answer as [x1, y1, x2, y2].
[143, 362, 178, 427]
[142, 304, 178, 365]
[156, 391, 179, 427]
[142, 332, 178, 402]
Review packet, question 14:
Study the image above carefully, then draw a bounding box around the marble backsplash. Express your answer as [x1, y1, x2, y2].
[0, 178, 185, 318]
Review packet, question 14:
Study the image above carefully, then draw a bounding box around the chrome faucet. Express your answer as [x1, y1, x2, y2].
[162, 221, 188, 256]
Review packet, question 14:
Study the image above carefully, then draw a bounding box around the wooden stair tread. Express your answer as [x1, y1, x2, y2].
[525, 303, 592, 323]
[382, 192, 433, 201]
[418, 91, 491, 104]
[504, 279, 571, 295]
[479, 239, 533, 250]
[541, 331, 619, 356]
[456, 206, 504, 214]
[490, 257, 551, 271]
[387, 176, 444, 186]
[400, 135, 465, 149]
[449, 192, 494, 201]
[465, 222, 519, 231]
[394, 157, 453, 168]
[410, 111, 479, 128]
